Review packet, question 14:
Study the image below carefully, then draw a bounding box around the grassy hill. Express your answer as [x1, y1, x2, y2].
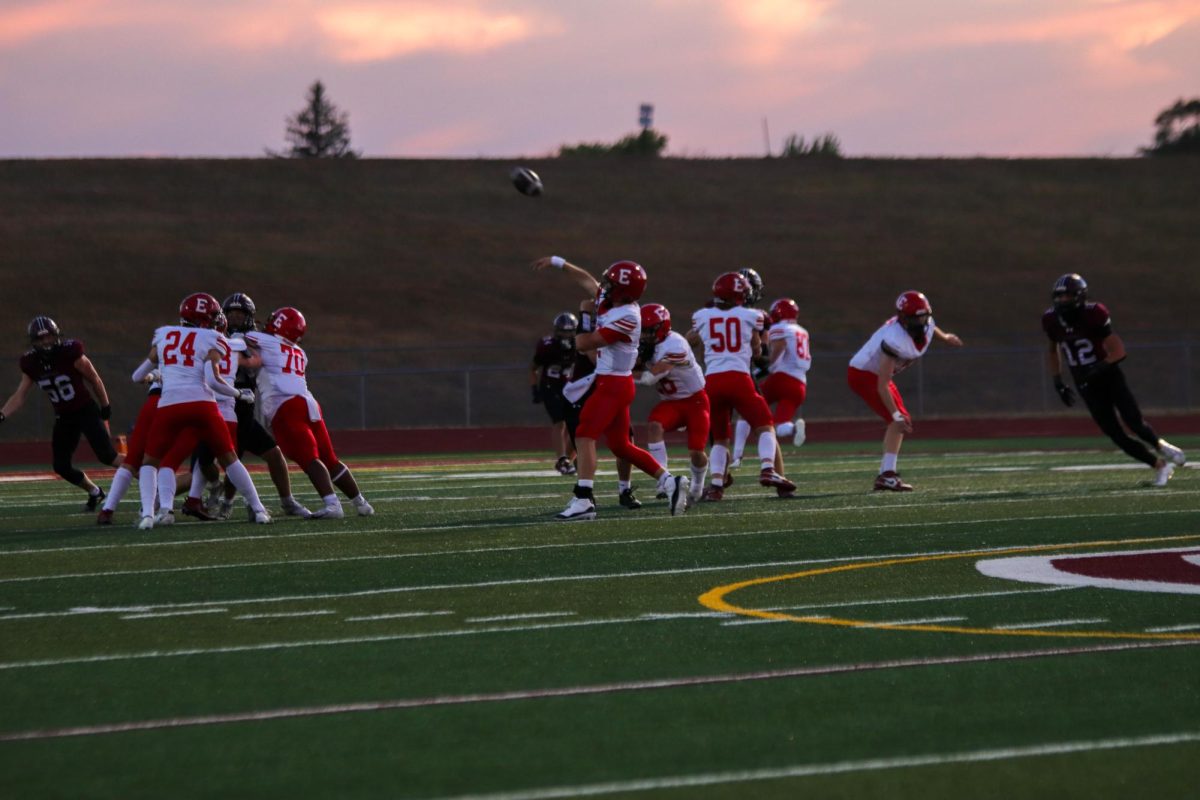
[3, 157, 1198, 359]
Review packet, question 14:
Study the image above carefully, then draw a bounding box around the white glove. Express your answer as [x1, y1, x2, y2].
[237, 389, 256, 405]
[147, 370, 161, 384]
[638, 370, 661, 386]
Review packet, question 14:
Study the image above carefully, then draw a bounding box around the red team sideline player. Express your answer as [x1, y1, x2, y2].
[534, 255, 689, 521]
[138, 293, 272, 529]
[691, 272, 796, 500]
[848, 290, 963, 491]
[244, 307, 374, 519]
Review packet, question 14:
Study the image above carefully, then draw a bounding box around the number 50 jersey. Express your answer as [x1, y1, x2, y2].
[244, 331, 319, 424]
[1041, 302, 1113, 383]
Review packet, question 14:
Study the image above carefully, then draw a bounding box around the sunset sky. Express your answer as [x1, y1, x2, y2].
[2, 0, 1197, 157]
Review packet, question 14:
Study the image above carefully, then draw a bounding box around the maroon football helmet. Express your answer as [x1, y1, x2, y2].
[599, 260, 648, 306]
[712, 272, 749, 305]
[213, 312, 229, 334]
[640, 303, 672, 343]
[895, 290, 932, 318]
[179, 293, 222, 328]
[769, 298, 799, 324]
[265, 307, 307, 343]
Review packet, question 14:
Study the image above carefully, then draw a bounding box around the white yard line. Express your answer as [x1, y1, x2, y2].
[344, 611, 455, 622]
[465, 613, 576, 624]
[993, 618, 1109, 630]
[234, 611, 336, 620]
[430, 731, 1200, 800]
[0, 639, 1195, 741]
[1144, 623, 1200, 633]
[120, 609, 227, 621]
[871, 616, 967, 626]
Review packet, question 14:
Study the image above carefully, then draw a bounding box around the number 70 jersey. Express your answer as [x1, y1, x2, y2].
[244, 331, 316, 424]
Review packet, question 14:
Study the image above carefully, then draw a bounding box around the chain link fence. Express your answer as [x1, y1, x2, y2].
[3, 341, 1196, 441]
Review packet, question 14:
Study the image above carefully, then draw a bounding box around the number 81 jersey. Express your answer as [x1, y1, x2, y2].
[244, 331, 316, 424]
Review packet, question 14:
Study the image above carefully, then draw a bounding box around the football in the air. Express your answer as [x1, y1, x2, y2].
[510, 166, 543, 197]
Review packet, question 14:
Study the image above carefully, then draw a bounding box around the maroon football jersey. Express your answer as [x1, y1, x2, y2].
[533, 336, 575, 386]
[18, 339, 92, 415]
[1041, 302, 1114, 382]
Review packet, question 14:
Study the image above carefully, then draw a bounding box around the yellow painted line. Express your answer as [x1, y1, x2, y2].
[698, 534, 1200, 640]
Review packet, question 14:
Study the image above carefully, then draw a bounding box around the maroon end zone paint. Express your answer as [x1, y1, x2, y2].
[1051, 551, 1200, 586]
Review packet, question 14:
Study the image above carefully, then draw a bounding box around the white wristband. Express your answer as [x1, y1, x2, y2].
[892, 410, 906, 423]
[550, 256, 565, 269]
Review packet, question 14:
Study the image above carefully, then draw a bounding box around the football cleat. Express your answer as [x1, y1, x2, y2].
[181, 497, 216, 522]
[250, 508, 273, 524]
[759, 469, 796, 493]
[874, 471, 914, 492]
[777, 486, 797, 499]
[84, 489, 105, 512]
[668, 476, 690, 516]
[96, 509, 114, 525]
[137, 515, 155, 530]
[618, 488, 642, 510]
[281, 496, 312, 517]
[556, 497, 596, 521]
[1158, 440, 1186, 466]
[701, 485, 724, 502]
[554, 455, 574, 475]
[1152, 462, 1176, 488]
[354, 498, 375, 517]
[793, 419, 806, 447]
[730, 458, 742, 469]
[154, 510, 176, 526]
[202, 480, 224, 512]
[307, 504, 345, 520]
[215, 499, 234, 520]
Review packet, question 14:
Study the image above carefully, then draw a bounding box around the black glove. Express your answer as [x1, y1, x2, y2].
[1053, 376, 1075, 407]
[99, 405, 112, 420]
[531, 385, 543, 404]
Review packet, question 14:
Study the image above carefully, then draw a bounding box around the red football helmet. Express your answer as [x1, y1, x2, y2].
[640, 303, 672, 342]
[712, 272, 749, 305]
[896, 290, 932, 318]
[769, 298, 799, 324]
[600, 260, 648, 305]
[179, 292, 222, 328]
[265, 307, 307, 343]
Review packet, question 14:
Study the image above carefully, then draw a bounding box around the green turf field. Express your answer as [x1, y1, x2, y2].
[2, 438, 1198, 799]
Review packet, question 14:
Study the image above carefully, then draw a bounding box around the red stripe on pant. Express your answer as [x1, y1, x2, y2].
[577, 375, 662, 477]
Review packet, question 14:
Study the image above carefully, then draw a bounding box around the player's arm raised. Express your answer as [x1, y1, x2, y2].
[0, 374, 36, 423]
[934, 326, 963, 347]
[532, 256, 600, 297]
[877, 355, 913, 433]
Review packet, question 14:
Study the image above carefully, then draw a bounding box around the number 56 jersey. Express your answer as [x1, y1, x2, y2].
[244, 331, 319, 424]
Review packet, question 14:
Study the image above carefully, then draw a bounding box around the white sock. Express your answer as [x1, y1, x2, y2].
[648, 441, 668, 471]
[656, 471, 676, 493]
[758, 431, 777, 469]
[618, 480, 631, 492]
[776, 421, 795, 439]
[322, 493, 339, 508]
[225, 460, 266, 513]
[138, 465, 157, 518]
[188, 463, 207, 500]
[157, 468, 176, 513]
[732, 419, 751, 461]
[710, 445, 728, 486]
[103, 468, 133, 512]
[881, 452, 899, 473]
[578, 479, 594, 490]
[690, 464, 708, 496]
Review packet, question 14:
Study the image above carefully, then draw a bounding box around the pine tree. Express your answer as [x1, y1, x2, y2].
[277, 81, 360, 159]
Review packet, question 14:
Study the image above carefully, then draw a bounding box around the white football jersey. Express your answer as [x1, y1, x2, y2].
[767, 322, 812, 383]
[153, 325, 228, 408]
[650, 331, 706, 400]
[849, 316, 934, 375]
[692, 306, 766, 376]
[595, 303, 640, 376]
[245, 332, 320, 424]
[213, 337, 246, 422]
